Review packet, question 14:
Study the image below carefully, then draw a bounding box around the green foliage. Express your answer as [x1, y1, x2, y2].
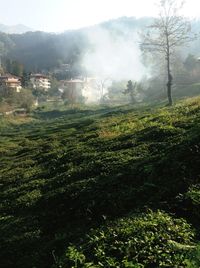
[123, 80, 137, 103]
[0, 86, 35, 112]
[4, 59, 24, 76]
[107, 80, 129, 104]
[59, 211, 195, 267]
[0, 96, 200, 267]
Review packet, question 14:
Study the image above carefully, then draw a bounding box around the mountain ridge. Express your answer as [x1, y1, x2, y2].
[0, 23, 33, 34]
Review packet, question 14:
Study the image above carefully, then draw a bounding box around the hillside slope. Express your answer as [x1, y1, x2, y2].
[0, 97, 200, 267]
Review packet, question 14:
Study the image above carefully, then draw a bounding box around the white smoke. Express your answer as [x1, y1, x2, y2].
[81, 25, 146, 102]
[82, 26, 145, 81]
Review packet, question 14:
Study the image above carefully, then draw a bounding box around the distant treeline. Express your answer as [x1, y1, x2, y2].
[0, 17, 182, 74]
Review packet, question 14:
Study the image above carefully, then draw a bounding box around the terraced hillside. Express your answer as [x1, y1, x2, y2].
[1, 97, 200, 267]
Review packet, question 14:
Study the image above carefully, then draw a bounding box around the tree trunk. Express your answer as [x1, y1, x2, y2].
[167, 71, 173, 106]
[166, 45, 173, 106]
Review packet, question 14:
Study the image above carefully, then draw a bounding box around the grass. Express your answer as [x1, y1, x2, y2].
[0, 96, 200, 267]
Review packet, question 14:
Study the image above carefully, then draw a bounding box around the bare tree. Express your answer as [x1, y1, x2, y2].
[96, 77, 111, 102]
[141, 0, 194, 105]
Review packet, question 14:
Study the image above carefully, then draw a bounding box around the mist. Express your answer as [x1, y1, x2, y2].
[82, 26, 145, 80]
[80, 25, 146, 102]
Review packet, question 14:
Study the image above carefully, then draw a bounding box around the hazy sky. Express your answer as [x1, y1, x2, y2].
[0, 0, 199, 32]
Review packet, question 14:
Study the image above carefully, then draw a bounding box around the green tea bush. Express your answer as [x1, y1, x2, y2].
[1, 96, 200, 267]
[178, 185, 200, 224]
[58, 211, 195, 268]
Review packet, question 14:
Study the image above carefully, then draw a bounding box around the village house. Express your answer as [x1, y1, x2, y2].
[0, 73, 22, 92]
[59, 78, 84, 103]
[59, 77, 99, 103]
[30, 74, 51, 91]
[60, 78, 84, 91]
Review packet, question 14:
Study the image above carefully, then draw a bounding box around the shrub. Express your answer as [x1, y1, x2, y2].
[58, 211, 196, 267]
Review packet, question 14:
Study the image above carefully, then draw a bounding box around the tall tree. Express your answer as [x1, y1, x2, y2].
[141, 0, 193, 105]
[124, 80, 137, 103]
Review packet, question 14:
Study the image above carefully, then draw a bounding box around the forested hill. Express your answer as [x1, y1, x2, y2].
[0, 23, 32, 34]
[1, 17, 151, 72]
[1, 96, 200, 267]
[0, 16, 199, 73]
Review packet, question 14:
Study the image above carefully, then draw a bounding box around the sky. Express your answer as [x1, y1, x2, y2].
[0, 0, 199, 32]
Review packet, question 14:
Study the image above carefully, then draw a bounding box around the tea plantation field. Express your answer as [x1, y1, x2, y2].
[1, 98, 200, 267]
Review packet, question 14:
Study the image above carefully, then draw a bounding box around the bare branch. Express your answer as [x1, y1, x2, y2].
[140, 0, 195, 105]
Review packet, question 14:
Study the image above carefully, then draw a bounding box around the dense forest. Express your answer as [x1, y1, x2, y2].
[0, 16, 199, 73]
[0, 17, 149, 71]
